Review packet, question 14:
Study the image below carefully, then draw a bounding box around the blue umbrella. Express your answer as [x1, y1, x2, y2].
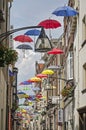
[52, 6, 78, 17]
[17, 91, 26, 95]
[24, 29, 40, 36]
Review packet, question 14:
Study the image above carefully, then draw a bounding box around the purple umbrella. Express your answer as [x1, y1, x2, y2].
[19, 81, 32, 85]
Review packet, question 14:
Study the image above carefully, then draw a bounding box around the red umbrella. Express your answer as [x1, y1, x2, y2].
[36, 93, 42, 99]
[38, 19, 61, 38]
[36, 73, 48, 78]
[14, 35, 33, 43]
[47, 48, 64, 54]
[38, 19, 61, 29]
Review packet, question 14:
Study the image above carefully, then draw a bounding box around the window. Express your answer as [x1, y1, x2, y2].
[82, 15, 86, 42]
[83, 63, 86, 89]
[67, 51, 73, 80]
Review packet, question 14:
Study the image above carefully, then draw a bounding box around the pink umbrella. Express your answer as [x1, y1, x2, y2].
[47, 48, 64, 55]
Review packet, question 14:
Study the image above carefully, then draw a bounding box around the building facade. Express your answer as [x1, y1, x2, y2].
[0, 0, 14, 130]
[74, 0, 86, 130]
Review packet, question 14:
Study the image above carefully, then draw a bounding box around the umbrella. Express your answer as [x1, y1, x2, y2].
[16, 44, 33, 58]
[24, 29, 41, 44]
[14, 35, 33, 43]
[48, 65, 63, 70]
[52, 6, 78, 17]
[38, 19, 61, 38]
[19, 81, 32, 85]
[17, 91, 26, 95]
[17, 91, 29, 99]
[24, 29, 40, 36]
[36, 93, 42, 99]
[38, 19, 61, 29]
[16, 44, 33, 50]
[31, 86, 40, 91]
[18, 94, 29, 99]
[42, 69, 54, 75]
[47, 48, 64, 55]
[30, 77, 42, 82]
[36, 73, 48, 78]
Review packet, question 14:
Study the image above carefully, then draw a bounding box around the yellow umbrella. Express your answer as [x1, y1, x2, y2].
[17, 94, 29, 99]
[42, 69, 54, 75]
[30, 76, 42, 82]
[21, 109, 27, 113]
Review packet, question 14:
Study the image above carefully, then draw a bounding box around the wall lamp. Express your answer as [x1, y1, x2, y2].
[0, 25, 52, 52]
[49, 76, 74, 86]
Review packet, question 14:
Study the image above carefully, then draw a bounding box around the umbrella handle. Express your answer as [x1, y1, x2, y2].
[22, 49, 25, 58]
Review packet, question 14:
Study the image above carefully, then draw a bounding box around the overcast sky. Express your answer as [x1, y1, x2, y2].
[10, 0, 68, 86]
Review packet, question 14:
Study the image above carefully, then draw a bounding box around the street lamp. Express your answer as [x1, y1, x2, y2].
[35, 28, 52, 52]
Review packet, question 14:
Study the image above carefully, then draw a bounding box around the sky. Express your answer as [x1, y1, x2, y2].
[10, 0, 68, 86]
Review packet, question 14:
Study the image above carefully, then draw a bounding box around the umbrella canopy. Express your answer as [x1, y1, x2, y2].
[38, 19, 61, 29]
[36, 93, 42, 99]
[17, 91, 29, 99]
[30, 77, 42, 82]
[16, 44, 33, 50]
[47, 48, 64, 55]
[36, 73, 48, 78]
[19, 81, 32, 85]
[31, 86, 40, 91]
[17, 91, 26, 95]
[42, 69, 54, 75]
[14, 35, 33, 43]
[48, 65, 63, 70]
[24, 29, 41, 36]
[18, 94, 29, 99]
[52, 6, 78, 17]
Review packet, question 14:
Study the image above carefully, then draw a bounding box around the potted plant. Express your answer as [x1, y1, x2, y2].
[61, 86, 73, 97]
[0, 45, 18, 67]
[5, 48, 18, 65]
[61, 87, 70, 97]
